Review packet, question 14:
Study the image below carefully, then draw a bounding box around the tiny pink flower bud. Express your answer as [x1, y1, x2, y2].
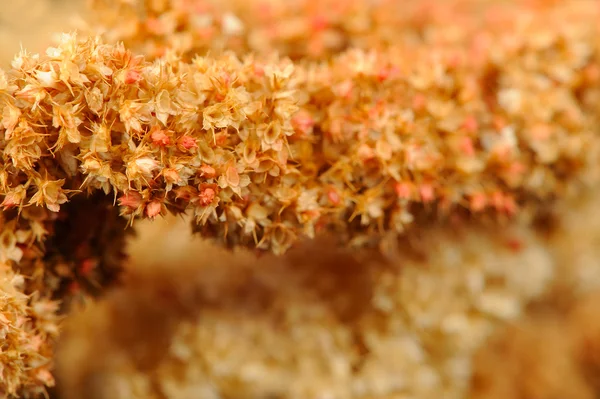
[292, 110, 315, 136]
[220, 71, 231, 86]
[151, 129, 171, 146]
[394, 182, 413, 199]
[327, 187, 341, 206]
[198, 185, 216, 206]
[124, 69, 142, 84]
[412, 93, 426, 111]
[505, 161, 526, 178]
[469, 192, 487, 212]
[310, 15, 328, 31]
[119, 191, 142, 208]
[254, 65, 265, 77]
[490, 191, 504, 211]
[146, 17, 165, 34]
[1, 192, 21, 209]
[419, 184, 435, 203]
[462, 115, 478, 134]
[178, 135, 197, 150]
[146, 200, 163, 219]
[377, 66, 399, 82]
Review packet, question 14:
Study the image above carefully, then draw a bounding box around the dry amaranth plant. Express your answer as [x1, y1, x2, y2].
[52, 190, 600, 399]
[1, 0, 600, 397]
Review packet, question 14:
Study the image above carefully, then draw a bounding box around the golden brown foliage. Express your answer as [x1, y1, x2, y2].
[2, 5, 600, 257]
[1, 0, 600, 397]
[0, 263, 60, 398]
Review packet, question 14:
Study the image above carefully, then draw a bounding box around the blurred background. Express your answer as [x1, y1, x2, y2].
[0, 0, 82, 66]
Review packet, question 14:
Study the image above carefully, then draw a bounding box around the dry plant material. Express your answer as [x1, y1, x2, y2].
[0, 192, 128, 397]
[52, 191, 600, 399]
[0, 263, 59, 398]
[56, 225, 556, 399]
[1, 192, 130, 301]
[0, 0, 600, 396]
[2, 3, 600, 257]
[87, 0, 597, 63]
[88, 0, 420, 60]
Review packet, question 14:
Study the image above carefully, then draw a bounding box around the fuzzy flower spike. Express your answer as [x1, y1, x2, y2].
[0, 0, 599, 397]
[2, 16, 600, 259]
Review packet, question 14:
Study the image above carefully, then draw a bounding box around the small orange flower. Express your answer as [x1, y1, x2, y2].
[151, 128, 171, 147]
[198, 184, 217, 206]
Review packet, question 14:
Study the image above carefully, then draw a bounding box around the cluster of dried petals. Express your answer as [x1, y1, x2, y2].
[0, 0, 599, 397]
[87, 0, 407, 60]
[0, 33, 301, 254]
[2, 9, 600, 254]
[1, 173, 129, 297]
[86, 0, 600, 64]
[0, 197, 129, 398]
[0, 193, 128, 398]
[0, 263, 59, 398]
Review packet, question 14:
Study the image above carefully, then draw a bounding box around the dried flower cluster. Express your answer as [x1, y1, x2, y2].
[55, 224, 556, 399]
[0, 191, 129, 396]
[87, 0, 599, 64]
[3, 0, 600, 257]
[55, 187, 600, 399]
[0, 262, 59, 398]
[88, 0, 423, 60]
[1, 0, 600, 397]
